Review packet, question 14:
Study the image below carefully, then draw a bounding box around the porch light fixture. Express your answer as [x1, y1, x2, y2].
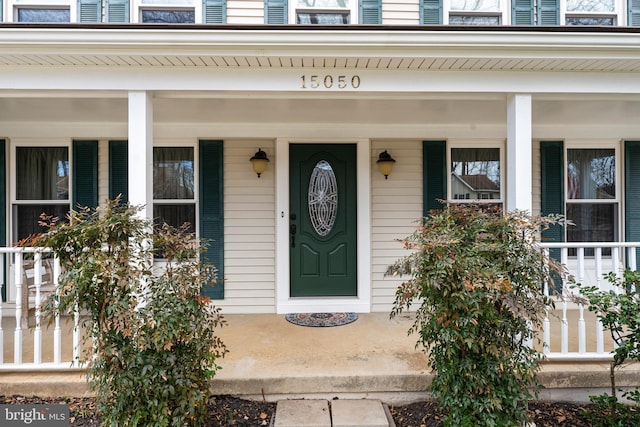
[376, 150, 396, 180]
[250, 148, 270, 178]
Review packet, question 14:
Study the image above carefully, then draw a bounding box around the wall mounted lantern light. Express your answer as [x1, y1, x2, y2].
[250, 148, 270, 178]
[376, 150, 396, 180]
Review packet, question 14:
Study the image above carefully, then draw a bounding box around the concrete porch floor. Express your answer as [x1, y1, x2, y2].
[1, 312, 640, 404]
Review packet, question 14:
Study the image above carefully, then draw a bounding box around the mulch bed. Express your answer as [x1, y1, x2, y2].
[1, 394, 602, 426]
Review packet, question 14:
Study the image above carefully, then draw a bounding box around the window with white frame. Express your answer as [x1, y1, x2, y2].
[13, 146, 70, 242]
[153, 147, 196, 234]
[564, 0, 619, 25]
[11, 0, 72, 22]
[136, 0, 198, 23]
[449, 146, 503, 205]
[294, 0, 355, 24]
[566, 147, 619, 254]
[448, 0, 503, 25]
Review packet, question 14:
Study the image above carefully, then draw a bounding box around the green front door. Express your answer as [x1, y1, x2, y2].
[290, 144, 357, 297]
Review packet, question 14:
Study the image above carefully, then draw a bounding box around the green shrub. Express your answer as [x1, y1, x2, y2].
[387, 204, 563, 427]
[573, 269, 640, 426]
[35, 200, 227, 427]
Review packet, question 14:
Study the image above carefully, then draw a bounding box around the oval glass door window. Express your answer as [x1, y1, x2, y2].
[308, 160, 338, 236]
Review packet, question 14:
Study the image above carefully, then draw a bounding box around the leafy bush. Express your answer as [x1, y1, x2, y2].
[572, 269, 640, 426]
[387, 205, 563, 427]
[34, 200, 227, 427]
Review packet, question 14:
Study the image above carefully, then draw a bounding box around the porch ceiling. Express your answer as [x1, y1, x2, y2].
[1, 25, 640, 73]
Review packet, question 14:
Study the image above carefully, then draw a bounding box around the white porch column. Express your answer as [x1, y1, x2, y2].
[506, 94, 532, 212]
[128, 91, 154, 219]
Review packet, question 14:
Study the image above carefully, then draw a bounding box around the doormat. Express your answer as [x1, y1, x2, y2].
[285, 312, 358, 328]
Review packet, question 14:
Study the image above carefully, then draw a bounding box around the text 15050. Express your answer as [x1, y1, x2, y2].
[300, 75, 361, 89]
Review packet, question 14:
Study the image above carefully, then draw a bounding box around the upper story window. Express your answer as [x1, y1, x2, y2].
[449, 146, 503, 205]
[11, 0, 72, 22]
[137, 0, 195, 22]
[448, 0, 503, 24]
[16, 7, 70, 21]
[564, 0, 618, 25]
[294, 0, 356, 23]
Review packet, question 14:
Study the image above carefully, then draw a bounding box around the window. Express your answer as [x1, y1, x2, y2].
[16, 7, 70, 22]
[295, 0, 354, 23]
[141, 9, 195, 22]
[449, 147, 502, 204]
[133, 0, 225, 23]
[135, 0, 199, 23]
[13, 146, 70, 242]
[566, 148, 619, 254]
[153, 147, 196, 233]
[448, 0, 502, 24]
[564, 0, 618, 25]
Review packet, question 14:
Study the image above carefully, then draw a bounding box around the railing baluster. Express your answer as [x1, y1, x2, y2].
[543, 249, 551, 355]
[34, 251, 42, 365]
[629, 247, 637, 293]
[594, 247, 605, 354]
[14, 252, 23, 365]
[577, 248, 586, 354]
[73, 303, 81, 367]
[53, 256, 62, 365]
[560, 248, 569, 354]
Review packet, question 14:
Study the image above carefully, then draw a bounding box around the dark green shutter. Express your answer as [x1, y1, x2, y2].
[0, 140, 5, 302]
[203, 0, 226, 23]
[538, 0, 559, 25]
[359, 0, 381, 24]
[199, 140, 224, 299]
[78, 0, 101, 22]
[107, 0, 129, 22]
[629, 0, 640, 26]
[420, 0, 442, 24]
[265, 0, 287, 23]
[109, 141, 128, 204]
[540, 141, 564, 238]
[625, 141, 640, 268]
[423, 141, 446, 216]
[512, 0, 534, 24]
[72, 140, 99, 211]
[0, 0, 3, 21]
[540, 141, 564, 292]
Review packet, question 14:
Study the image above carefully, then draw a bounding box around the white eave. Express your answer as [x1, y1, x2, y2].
[1, 24, 640, 72]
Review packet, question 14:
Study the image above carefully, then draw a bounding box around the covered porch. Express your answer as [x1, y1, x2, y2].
[1, 311, 639, 403]
[1, 242, 640, 402]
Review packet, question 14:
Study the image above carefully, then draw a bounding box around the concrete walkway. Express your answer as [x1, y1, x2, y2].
[272, 399, 394, 427]
[2, 312, 640, 404]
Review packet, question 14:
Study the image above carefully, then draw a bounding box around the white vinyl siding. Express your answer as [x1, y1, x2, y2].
[382, 0, 420, 23]
[98, 140, 109, 203]
[219, 140, 276, 313]
[532, 140, 541, 217]
[227, 0, 264, 23]
[371, 140, 423, 312]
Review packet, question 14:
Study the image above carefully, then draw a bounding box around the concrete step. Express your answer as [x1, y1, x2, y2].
[271, 399, 394, 427]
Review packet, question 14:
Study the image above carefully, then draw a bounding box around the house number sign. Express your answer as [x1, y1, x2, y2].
[300, 75, 361, 89]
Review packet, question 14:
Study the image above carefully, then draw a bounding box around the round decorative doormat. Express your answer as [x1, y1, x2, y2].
[285, 312, 358, 328]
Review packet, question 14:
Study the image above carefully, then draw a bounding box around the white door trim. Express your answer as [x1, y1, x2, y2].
[275, 138, 371, 314]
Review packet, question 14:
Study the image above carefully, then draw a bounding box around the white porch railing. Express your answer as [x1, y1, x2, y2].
[539, 242, 639, 361]
[0, 247, 82, 370]
[1, 243, 639, 369]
